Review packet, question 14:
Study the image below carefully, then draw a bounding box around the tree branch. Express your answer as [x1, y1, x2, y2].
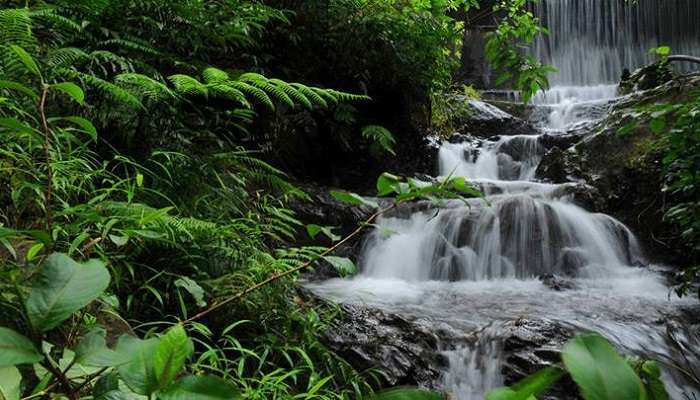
[186, 203, 395, 323]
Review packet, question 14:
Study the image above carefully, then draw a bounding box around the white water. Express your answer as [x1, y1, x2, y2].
[307, 104, 698, 398]
[306, 1, 700, 397]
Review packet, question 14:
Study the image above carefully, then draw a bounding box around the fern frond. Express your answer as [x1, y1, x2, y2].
[29, 8, 82, 35]
[207, 83, 250, 108]
[362, 125, 396, 155]
[46, 47, 89, 69]
[168, 74, 208, 97]
[0, 9, 35, 51]
[98, 38, 160, 56]
[115, 73, 175, 102]
[66, 71, 142, 108]
[89, 50, 135, 73]
[290, 83, 328, 108]
[270, 79, 312, 109]
[202, 67, 230, 84]
[239, 74, 294, 107]
[230, 81, 274, 110]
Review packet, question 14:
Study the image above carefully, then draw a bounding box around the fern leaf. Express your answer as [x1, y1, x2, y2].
[168, 74, 208, 97]
[290, 83, 328, 108]
[230, 81, 274, 110]
[46, 47, 89, 69]
[270, 79, 312, 109]
[115, 73, 175, 102]
[202, 67, 230, 84]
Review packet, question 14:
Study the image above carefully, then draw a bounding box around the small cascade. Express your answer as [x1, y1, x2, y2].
[532, 0, 700, 88]
[306, 2, 700, 398]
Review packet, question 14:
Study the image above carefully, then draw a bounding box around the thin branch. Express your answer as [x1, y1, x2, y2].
[38, 85, 54, 231]
[186, 203, 395, 323]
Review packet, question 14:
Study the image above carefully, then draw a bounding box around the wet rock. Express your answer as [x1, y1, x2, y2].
[550, 183, 605, 212]
[452, 100, 537, 138]
[538, 132, 584, 150]
[501, 319, 579, 400]
[535, 147, 583, 184]
[320, 303, 446, 388]
[539, 274, 577, 291]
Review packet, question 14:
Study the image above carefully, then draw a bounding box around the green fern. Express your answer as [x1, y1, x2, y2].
[362, 125, 396, 155]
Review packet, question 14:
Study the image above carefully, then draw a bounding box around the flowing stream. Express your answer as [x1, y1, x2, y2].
[307, 1, 700, 398]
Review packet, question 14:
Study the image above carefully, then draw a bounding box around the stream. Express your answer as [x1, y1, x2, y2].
[305, 1, 700, 398]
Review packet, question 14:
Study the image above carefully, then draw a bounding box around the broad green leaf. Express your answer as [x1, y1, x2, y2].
[639, 361, 669, 400]
[323, 256, 357, 277]
[486, 367, 564, 400]
[371, 387, 442, 400]
[26, 253, 111, 332]
[306, 224, 340, 241]
[109, 234, 129, 247]
[153, 325, 193, 388]
[174, 277, 207, 307]
[377, 173, 401, 196]
[93, 371, 119, 398]
[0, 366, 21, 400]
[51, 82, 85, 105]
[330, 191, 378, 208]
[9, 45, 42, 79]
[116, 335, 160, 395]
[562, 333, 645, 400]
[74, 328, 130, 367]
[158, 375, 240, 400]
[0, 328, 42, 367]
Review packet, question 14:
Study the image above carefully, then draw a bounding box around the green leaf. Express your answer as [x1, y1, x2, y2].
[116, 335, 160, 395]
[74, 328, 130, 367]
[639, 361, 669, 400]
[372, 387, 442, 400]
[377, 173, 401, 196]
[174, 277, 207, 307]
[26, 242, 44, 262]
[100, 390, 142, 400]
[0, 328, 42, 367]
[0, 80, 39, 100]
[26, 253, 110, 332]
[93, 371, 120, 398]
[153, 325, 193, 388]
[108, 234, 129, 247]
[562, 333, 645, 400]
[330, 191, 378, 208]
[60, 116, 97, 140]
[306, 224, 341, 241]
[51, 82, 85, 105]
[649, 118, 665, 134]
[486, 367, 564, 400]
[158, 375, 240, 400]
[9, 45, 42, 79]
[323, 256, 357, 277]
[0, 366, 22, 400]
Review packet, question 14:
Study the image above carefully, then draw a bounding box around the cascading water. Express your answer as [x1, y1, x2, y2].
[532, 0, 700, 92]
[306, 1, 700, 398]
[308, 123, 698, 398]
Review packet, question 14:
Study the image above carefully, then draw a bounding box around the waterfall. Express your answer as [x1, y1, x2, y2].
[305, 2, 700, 398]
[532, 0, 700, 87]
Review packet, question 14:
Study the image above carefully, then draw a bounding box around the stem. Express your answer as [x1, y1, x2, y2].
[41, 356, 77, 400]
[186, 203, 396, 323]
[38, 85, 53, 232]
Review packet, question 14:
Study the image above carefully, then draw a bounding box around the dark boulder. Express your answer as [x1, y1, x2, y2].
[535, 147, 583, 184]
[539, 274, 578, 291]
[320, 303, 447, 388]
[501, 319, 579, 400]
[450, 100, 537, 138]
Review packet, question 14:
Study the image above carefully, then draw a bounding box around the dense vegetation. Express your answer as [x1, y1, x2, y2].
[0, 0, 547, 398]
[0, 0, 697, 399]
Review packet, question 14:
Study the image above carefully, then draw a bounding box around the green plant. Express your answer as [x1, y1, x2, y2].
[485, 0, 557, 103]
[486, 333, 669, 400]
